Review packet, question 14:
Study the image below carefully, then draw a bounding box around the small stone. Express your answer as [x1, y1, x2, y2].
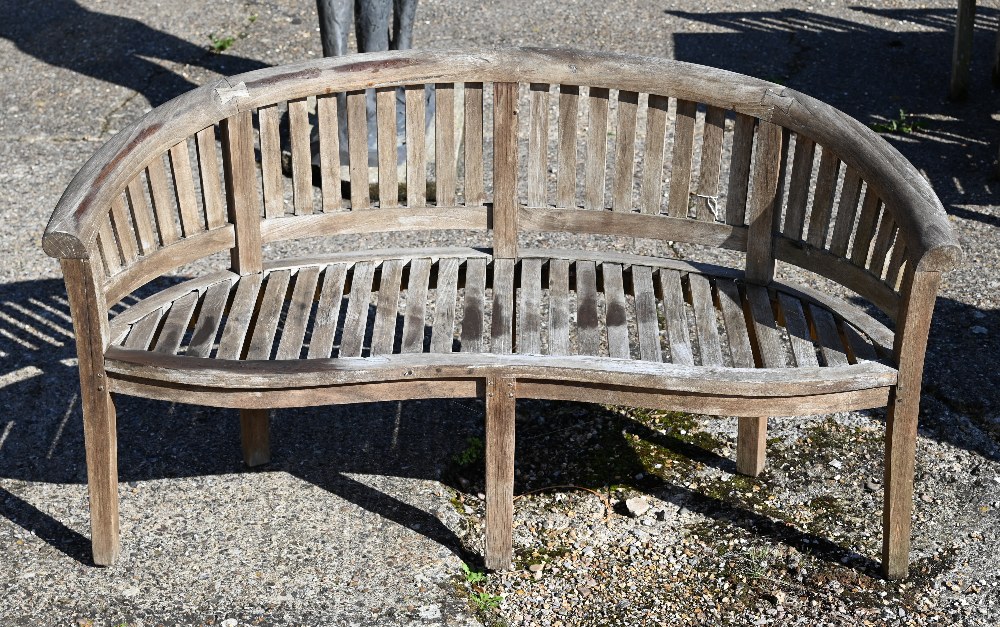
[971, 326, 988, 335]
[418, 605, 442, 619]
[829, 459, 843, 470]
[865, 480, 880, 492]
[121, 587, 139, 598]
[625, 497, 650, 517]
[528, 563, 544, 573]
[920, 493, 934, 503]
[221, 620, 237, 627]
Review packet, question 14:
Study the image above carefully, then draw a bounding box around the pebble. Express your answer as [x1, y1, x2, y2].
[625, 497, 650, 517]
[971, 326, 988, 335]
[221, 620, 237, 627]
[418, 605, 442, 619]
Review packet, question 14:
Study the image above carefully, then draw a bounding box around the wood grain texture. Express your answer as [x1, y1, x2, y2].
[716, 279, 754, 368]
[276, 266, 321, 360]
[778, 293, 819, 368]
[631, 265, 662, 362]
[109, 195, 139, 265]
[829, 168, 863, 257]
[306, 263, 348, 359]
[376, 87, 399, 208]
[221, 111, 263, 274]
[187, 279, 231, 358]
[603, 262, 630, 359]
[737, 416, 768, 476]
[611, 90, 638, 213]
[289, 97, 314, 216]
[640, 94, 668, 215]
[405, 85, 427, 207]
[146, 156, 178, 246]
[805, 148, 841, 249]
[527, 83, 550, 207]
[584, 87, 610, 211]
[152, 290, 198, 355]
[809, 303, 848, 367]
[745, 120, 784, 284]
[695, 105, 726, 220]
[340, 260, 376, 357]
[517, 258, 542, 354]
[485, 374, 516, 571]
[240, 409, 271, 467]
[492, 82, 519, 258]
[556, 85, 580, 208]
[370, 258, 404, 355]
[783, 135, 816, 239]
[401, 258, 431, 353]
[548, 258, 571, 356]
[667, 99, 696, 218]
[215, 272, 263, 360]
[317, 94, 342, 212]
[464, 82, 485, 205]
[347, 90, 370, 210]
[245, 270, 291, 360]
[461, 257, 487, 352]
[431, 257, 460, 353]
[575, 260, 600, 356]
[435, 83, 456, 207]
[745, 284, 786, 368]
[725, 113, 756, 226]
[195, 126, 227, 229]
[659, 268, 694, 366]
[688, 273, 723, 366]
[491, 258, 515, 354]
[125, 178, 157, 255]
[257, 104, 285, 219]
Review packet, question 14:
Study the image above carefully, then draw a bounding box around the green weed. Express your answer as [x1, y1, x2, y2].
[453, 436, 484, 467]
[871, 109, 926, 134]
[461, 562, 486, 585]
[208, 33, 236, 53]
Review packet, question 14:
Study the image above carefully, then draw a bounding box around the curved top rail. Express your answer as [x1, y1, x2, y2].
[43, 47, 960, 271]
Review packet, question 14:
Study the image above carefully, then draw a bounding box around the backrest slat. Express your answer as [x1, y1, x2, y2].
[584, 87, 609, 211]
[694, 105, 727, 221]
[317, 93, 342, 212]
[96, 216, 122, 276]
[850, 188, 881, 267]
[404, 85, 427, 207]
[109, 194, 139, 264]
[146, 156, 178, 246]
[667, 99, 696, 218]
[258, 103, 285, 219]
[782, 135, 816, 239]
[640, 94, 668, 215]
[288, 97, 314, 216]
[611, 90, 639, 213]
[556, 85, 580, 208]
[347, 89, 370, 210]
[527, 83, 550, 207]
[493, 82, 519, 258]
[168, 140, 203, 237]
[376, 86, 399, 208]
[125, 178, 157, 255]
[463, 82, 486, 205]
[805, 148, 841, 248]
[724, 113, 756, 226]
[195, 126, 227, 229]
[435, 83, 457, 207]
[745, 120, 784, 284]
[829, 167, 863, 257]
[221, 110, 263, 274]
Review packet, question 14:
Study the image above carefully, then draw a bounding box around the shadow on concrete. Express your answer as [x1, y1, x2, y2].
[0, 0, 267, 106]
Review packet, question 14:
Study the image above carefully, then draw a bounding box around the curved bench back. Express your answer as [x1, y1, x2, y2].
[44, 49, 960, 325]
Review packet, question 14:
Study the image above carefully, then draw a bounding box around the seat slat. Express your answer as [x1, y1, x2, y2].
[347, 90, 370, 210]
[109, 195, 139, 264]
[689, 274, 723, 366]
[435, 83, 456, 207]
[658, 268, 694, 366]
[603, 262, 630, 359]
[725, 113, 756, 226]
[527, 83, 550, 207]
[517, 258, 542, 354]
[491, 258, 515, 354]
[168, 141, 203, 237]
[289, 97, 314, 216]
[460, 257, 487, 352]
[376, 87, 399, 208]
[745, 284, 786, 368]
[716, 279, 754, 368]
[809, 304, 849, 367]
[631, 265, 662, 362]
[431, 257, 460, 353]
[556, 85, 580, 208]
[126, 178, 157, 255]
[405, 85, 427, 207]
[123, 308, 164, 351]
[584, 88, 609, 211]
[245, 270, 291, 360]
[317, 93, 342, 212]
[258, 103, 285, 219]
[783, 135, 816, 239]
[777, 292, 819, 368]
[187, 279, 231, 358]
[640, 94, 668, 215]
[667, 99, 696, 218]
[843, 322, 879, 363]
[806, 149, 841, 248]
[371, 259, 404, 355]
[146, 157, 179, 245]
[695, 105, 726, 221]
[402, 258, 432, 353]
[464, 82, 486, 205]
[340, 261, 376, 357]
[547, 258, 571, 355]
[575, 260, 600, 355]
[153, 291, 199, 355]
[306, 263, 349, 359]
[611, 90, 638, 213]
[276, 267, 320, 360]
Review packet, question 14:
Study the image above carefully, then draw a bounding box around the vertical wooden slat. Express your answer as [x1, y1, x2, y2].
[405, 85, 427, 207]
[745, 120, 784, 285]
[317, 93, 342, 212]
[306, 263, 349, 359]
[777, 293, 819, 367]
[431, 257, 460, 353]
[340, 260, 376, 357]
[782, 136, 816, 239]
[631, 265, 662, 362]
[869, 215, 898, 278]
[146, 157, 178, 246]
[517, 258, 542, 354]
[584, 87, 609, 211]
[493, 82, 519, 259]
[168, 140, 202, 237]
[435, 83, 456, 206]
[556, 85, 580, 208]
[640, 94, 669, 215]
[288, 97, 314, 216]
[484, 373, 516, 571]
[490, 258, 515, 354]
[221, 111, 263, 274]
[347, 90, 370, 210]
[809, 304, 849, 366]
[275, 266, 320, 360]
[97, 218, 122, 275]
[744, 284, 786, 368]
[886, 244, 909, 290]
[464, 82, 485, 205]
[376, 87, 399, 208]
[611, 90, 638, 213]
[725, 113, 756, 226]
[806, 149, 841, 248]
[460, 257, 487, 352]
[695, 106, 727, 221]
[186, 279, 231, 358]
[370, 258, 404, 355]
[667, 99, 697, 218]
[195, 127, 227, 229]
[659, 269, 694, 366]
[125, 178, 157, 255]
[716, 279, 754, 368]
[215, 273, 263, 360]
[829, 169, 863, 257]
[109, 195, 139, 264]
[547, 258, 571, 356]
[850, 189, 882, 267]
[258, 104, 285, 219]
[401, 258, 432, 353]
[152, 291, 199, 355]
[575, 260, 600, 356]
[527, 83, 550, 207]
[688, 274, 723, 366]
[123, 309, 163, 351]
[603, 262, 630, 359]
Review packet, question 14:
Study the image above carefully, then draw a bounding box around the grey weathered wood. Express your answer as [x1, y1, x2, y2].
[347, 90, 370, 210]
[485, 373, 515, 571]
[695, 105, 726, 220]
[611, 90, 638, 213]
[146, 156, 179, 246]
[317, 94, 342, 213]
[777, 292, 819, 368]
[688, 274, 723, 366]
[725, 113, 756, 226]
[431, 257, 460, 353]
[289, 97, 314, 216]
[517, 258, 542, 354]
[850, 188, 881, 267]
[603, 262, 630, 359]
[125, 178, 157, 255]
[240, 408, 271, 467]
[493, 82, 519, 258]
[246, 269, 291, 359]
[640, 94, 668, 215]
[306, 263, 348, 359]
[658, 268, 694, 366]
[631, 265, 662, 362]
[169, 139, 203, 237]
[376, 87, 399, 208]
[460, 257, 487, 352]
[667, 99, 696, 218]
[745, 283, 786, 368]
[783, 135, 816, 239]
[805, 148, 841, 249]
[716, 279, 754, 368]
[527, 83, 550, 207]
[214, 273, 264, 360]
[370, 258, 404, 355]
[221, 111, 263, 274]
[401, 258, 431, 353]
[575, 260, 600, 356]
[464, 82, 486, 205]
[186, 279, 231, 358]
[405, 85, 427, 207]
[829, 168, 863, 257]
[556, 85, 580, 208]
[96, 215, 121, 276]
[123, 308, 163, 351]
[547, 258, 571, 356]
[745, 120, 784, 284]
[491, 258, 515, 354]
[584, 87, 609, 211]
[276, 266, 320, 360]
[843, 322, 878, 363]
[109, 195, 139, 265]
[340, 261, 376, 357]
[809, 303, 849, 367]
[435, 83, 457, 207]
[869, 215, 898, 279]
[258, 103, 285, 220]
[886, 243, 908, 291]
[153, 290, 199, 355]
[195, 127, 227, 229]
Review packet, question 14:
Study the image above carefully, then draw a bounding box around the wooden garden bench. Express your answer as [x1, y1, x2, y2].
[42, 48, 961, 579]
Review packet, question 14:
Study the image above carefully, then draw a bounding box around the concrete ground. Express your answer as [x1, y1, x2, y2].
[1, 0, 998, 625]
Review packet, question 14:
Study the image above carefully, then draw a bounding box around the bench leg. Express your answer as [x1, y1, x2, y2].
[484, 375, 515, 571]
[882, 389, 919, 579]
[82, 387, 120, 566]
[240, 409, 271, 467]
[736, 416, 767, 477]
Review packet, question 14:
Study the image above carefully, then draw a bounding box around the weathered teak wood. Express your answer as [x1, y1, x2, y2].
[45, 49, 962, 580]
